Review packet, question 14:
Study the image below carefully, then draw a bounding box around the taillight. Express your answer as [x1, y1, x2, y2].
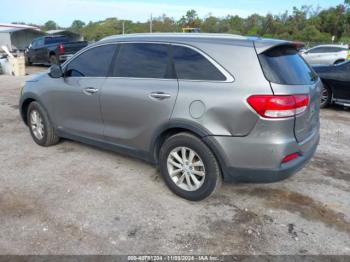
[282, 152, 300, 163]
[247, 95, 309, 118]
[58, 44, 64, 54]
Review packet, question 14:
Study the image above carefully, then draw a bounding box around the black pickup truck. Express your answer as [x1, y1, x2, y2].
[25, 35, 88, 65]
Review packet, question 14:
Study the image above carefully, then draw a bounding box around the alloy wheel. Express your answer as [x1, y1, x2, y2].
[30, 110, 44, 140]
[167, 146, 206, 191]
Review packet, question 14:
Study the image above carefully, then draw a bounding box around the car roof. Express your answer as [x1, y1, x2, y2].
[98, 33, 294, 54]
[101, 33, 247, 42]
[309, 44, 348, 49]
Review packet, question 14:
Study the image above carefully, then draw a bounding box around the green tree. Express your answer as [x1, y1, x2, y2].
[178, 10, 201, 28]
[70, 20, 86, 33]
[43, 20, 58, 31]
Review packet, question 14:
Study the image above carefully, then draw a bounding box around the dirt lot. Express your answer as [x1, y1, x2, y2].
[0, 66, 349, 255]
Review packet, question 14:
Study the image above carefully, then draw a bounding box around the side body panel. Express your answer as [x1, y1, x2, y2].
[52, 77, 106, 140]
[171, 41, 272, 137]
[100, 78, 179, 151]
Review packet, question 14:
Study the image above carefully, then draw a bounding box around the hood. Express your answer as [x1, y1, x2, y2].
[26, 72, 48, 82]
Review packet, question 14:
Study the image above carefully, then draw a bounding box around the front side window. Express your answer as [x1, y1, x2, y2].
[308, 47, 326, 53]
[31, 40, 38, 48]
[37, 38, 44, 47]
[113, 43, 170, 79]
[172, 45, 226, 81]
[65, 44, 116, 77]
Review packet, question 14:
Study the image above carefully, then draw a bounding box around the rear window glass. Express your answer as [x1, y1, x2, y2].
[259, 46, 317, 85]
[45, 37, 68, 45]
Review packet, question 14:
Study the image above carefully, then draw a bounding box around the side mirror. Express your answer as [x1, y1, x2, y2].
[49, 64, 63, 78]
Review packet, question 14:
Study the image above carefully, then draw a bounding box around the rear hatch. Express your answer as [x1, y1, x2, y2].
[255, 41, 321, 142]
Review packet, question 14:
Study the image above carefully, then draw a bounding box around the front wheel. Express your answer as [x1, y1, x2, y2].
[27, 102, 60, 146]
[159, 132, 221, 201]
[25, 56, 32, 66]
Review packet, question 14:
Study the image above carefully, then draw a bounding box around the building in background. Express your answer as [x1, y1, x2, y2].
[0, 24, 84, 52]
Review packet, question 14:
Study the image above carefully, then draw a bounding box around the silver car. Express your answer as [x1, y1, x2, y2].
[301, 44, 349, 65]
[19, 34, 321, 201]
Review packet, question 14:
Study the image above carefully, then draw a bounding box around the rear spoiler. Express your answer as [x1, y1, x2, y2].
[252, 38, 305, 54]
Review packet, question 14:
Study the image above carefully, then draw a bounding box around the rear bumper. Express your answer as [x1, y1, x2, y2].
[204, 129, 319, 183]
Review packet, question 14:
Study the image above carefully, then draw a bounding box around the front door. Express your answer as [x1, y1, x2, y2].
[54, 44, 117, 140]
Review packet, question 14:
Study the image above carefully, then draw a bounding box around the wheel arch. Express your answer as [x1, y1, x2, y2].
[334, 59, 345, 65]
[150, 120, 229, 181]
[20, 98, 36, 125]
[150, 120, 211, 164]
[20, 95, 49, 126]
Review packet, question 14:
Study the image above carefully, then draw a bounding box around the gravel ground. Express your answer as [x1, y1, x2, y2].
[0, 67, 349, 255]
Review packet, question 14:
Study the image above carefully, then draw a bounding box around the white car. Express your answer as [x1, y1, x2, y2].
[301, 44, 348, 65]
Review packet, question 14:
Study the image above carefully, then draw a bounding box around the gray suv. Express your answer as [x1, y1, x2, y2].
[19, 34, 321, 201]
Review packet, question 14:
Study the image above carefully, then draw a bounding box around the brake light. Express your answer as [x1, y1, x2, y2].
[58, 44, 64, 54]
[247, 95, 309, 118]
[282, 152, 300, 163]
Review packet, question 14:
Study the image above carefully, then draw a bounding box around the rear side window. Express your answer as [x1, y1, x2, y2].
[332, 47, 347, 52]
[172, 45, 226, 81]
[259, 46, 317, 85]
[65, 44, 116, 77]
[113, 43, 170, 79]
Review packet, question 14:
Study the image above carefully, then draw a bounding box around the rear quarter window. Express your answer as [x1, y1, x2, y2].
[172, 45, 226, 81]
[259, 46, 317, 85]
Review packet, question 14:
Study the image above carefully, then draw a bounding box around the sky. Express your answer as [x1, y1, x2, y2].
[1, 0, 345, 27]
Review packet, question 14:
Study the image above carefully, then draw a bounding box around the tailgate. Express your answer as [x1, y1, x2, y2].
[62, 41, 88, 54]
[270, 82, 321, 142]
[256, 42, 321, 143]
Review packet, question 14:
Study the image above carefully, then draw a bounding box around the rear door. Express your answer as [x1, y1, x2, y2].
[258, 45, 321, 142]
[100, 43, 178, 152]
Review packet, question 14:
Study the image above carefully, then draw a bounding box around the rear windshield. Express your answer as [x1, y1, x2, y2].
[45, 36, 68, 45]
[259, 46, 317, 85]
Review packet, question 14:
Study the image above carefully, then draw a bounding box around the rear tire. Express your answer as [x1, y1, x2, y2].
[50, 55, 58, 65]
[27, 101, 60, 146]
[320, 83, 332, 108]
[159, 132, 221, 201]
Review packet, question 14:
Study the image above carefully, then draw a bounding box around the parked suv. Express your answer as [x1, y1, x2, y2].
[19, 34, 321, 201]
[301, 44, 349, 65]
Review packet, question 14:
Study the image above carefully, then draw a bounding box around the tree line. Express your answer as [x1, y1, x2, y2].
[14, 1, 350, 45]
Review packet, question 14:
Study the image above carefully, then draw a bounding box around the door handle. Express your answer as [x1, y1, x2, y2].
[83, 87, 99, 95]
[149, 92, 171, 100]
